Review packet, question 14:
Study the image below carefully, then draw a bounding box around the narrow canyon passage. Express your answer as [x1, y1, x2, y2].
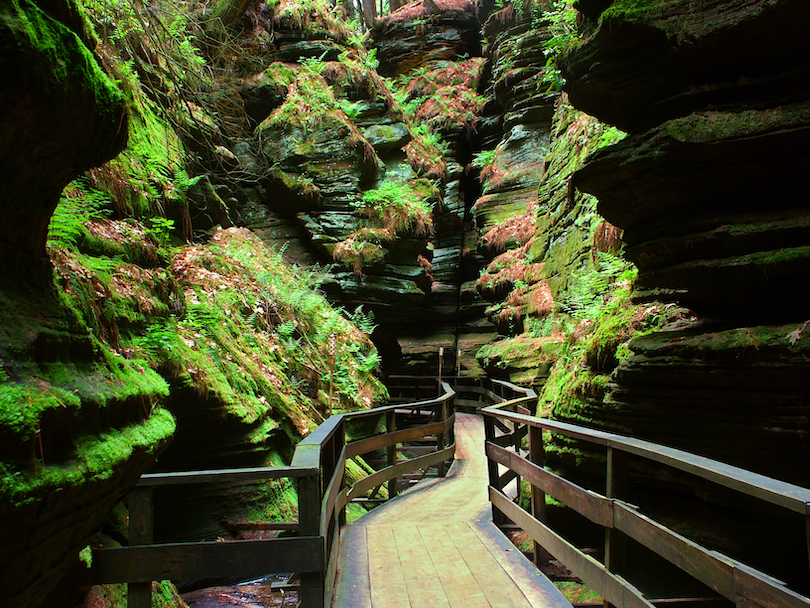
[332, 413, 570, 608]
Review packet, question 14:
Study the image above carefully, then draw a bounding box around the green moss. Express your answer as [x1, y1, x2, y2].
[597, 0, 773, 41]
[152, 580, 185, 608]
[555, 581, 602, 604]
[1, 0, 123, 119]
[600, 0, 661, 21]
[665, 104, 810, 144]
[357, 179, 438, 236]
[1, 409, 174, 506]
[0, 383, 80, 439]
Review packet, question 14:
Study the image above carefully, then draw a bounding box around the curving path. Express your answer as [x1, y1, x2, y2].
[332, 413, 572, 608]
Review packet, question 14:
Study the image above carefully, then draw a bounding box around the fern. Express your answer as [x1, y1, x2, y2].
[559, 252, 631, 320]
[348, 306, 377, 335]
[48, 180, 111, 249]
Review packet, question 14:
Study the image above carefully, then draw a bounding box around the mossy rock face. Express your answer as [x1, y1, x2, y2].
[362, 122, 412, 153]
[575, 102, 810, 323]
[0, 0, 127, 285]
[373, 0, 481, 77]
[562, 0, 810, 133]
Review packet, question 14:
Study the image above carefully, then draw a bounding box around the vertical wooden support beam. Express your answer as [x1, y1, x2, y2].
[447, 393, 455, 450]
[298, 474, 324, 608]
[128, 486, 153, 608]
[512, 419, 522, 507]
[529, 426, 551, 567]
[322, 437, 335, 498]
[387, 410, 397, 499]
[437, 400, 447, 478]
[336, 419, 347, 527]
[604, 447, 629, 608]
[805, 504, 810, 576]
[485, 414, 506, 526]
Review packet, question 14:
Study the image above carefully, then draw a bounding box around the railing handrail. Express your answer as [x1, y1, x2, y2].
[483, 401, 810, 514]
[95, 376, 457, 608]
[483, 393, 810, 608]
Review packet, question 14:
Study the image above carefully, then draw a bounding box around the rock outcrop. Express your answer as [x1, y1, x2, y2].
[560, 0, 810, 591]
[0, 0, 128, 284]
[0, 2, 387, 605]
[566, 0, 810, 486]
[0, 2, 173, 606]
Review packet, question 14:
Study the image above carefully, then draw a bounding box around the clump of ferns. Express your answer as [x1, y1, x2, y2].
[333, 228, 389, 276]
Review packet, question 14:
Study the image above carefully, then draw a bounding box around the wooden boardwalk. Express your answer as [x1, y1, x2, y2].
[333, 413, 572, 608]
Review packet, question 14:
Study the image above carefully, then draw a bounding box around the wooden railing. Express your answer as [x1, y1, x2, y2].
[92, 379, 455, 608]
[483, 397, 810, 608]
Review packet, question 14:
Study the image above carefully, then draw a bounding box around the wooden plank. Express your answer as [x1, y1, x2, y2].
[366, 525, 410, 608]
[387, 410, 398, 499]
[490, 378, 537, 398]
[733, 563, 810, 608]
[127, 487, 153, 608]
[392, 524, 451, 607]
[128, 488, 153, 545]
[611, 436, 810, 515]
[489, 487, 655, 608]
[291, 443, 322, 470]
[499, 468, 518, 488]
[492, 434, 519, 448]
[333, 525, 372, 608]
[297, 415, 345, 450]
[346, 415, 454, 458]
[320, 446, 346, 538]
[487, 442, 613, 528]
[529, 425, 548, 567]
[325, 516, 341, 608]
[138, 465, 315, 486]
[416, 524, 490, 608]
[92, 537, 323, 583]
[443, 521, 532, 608]
[343, 384, 455, 423]
[482, 408, 810, 514]
[298, 474, 320, 536]
[336, 487, 349, 514]
[613, 502, 735, 600]
[437, 401, 448, 478]
[605, 447, 629, 594]
[346, 445, 455, 501]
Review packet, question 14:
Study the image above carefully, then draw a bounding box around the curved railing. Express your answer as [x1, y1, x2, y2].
[92, 379, 455, 608]
[483, 396, 810, 608]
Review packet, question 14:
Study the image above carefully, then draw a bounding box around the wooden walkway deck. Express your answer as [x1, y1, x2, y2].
[332, 413, 572, 608]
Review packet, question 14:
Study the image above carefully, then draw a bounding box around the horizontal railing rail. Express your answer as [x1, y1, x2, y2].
[93, 378, 455, 608]
[483, 397, 810, 608]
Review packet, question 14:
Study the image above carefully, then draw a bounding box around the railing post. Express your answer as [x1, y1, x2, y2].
[805, 506, 810, 577]
[604, 446, 629, 608]
[298, 473, 324, 608]
[128, 486, 153, 608]
[437, 399, 447, 477]
[512, 419, 522, 510]
[484, 414, 506, 526]
[448, 392, 455, 450]
[387, 410, 397, 499]
[529, 426, 551, 567]
[336, 419, 347, 527]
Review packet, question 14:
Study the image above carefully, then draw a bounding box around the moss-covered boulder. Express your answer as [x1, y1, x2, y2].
[0, 0, 128, 285]
[562, 0, 810, 133]
[559, 0, 810, 591]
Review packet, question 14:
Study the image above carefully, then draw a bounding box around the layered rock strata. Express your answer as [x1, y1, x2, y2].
[562, 0, 810, 591]
[0, 2, 172, 605]
[566, 0, 810, 486]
